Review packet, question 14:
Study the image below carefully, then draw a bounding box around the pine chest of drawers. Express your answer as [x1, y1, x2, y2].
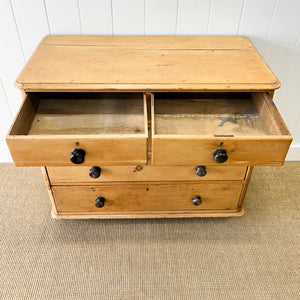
[6, 35, 292, 219]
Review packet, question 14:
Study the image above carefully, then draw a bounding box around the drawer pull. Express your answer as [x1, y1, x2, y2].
[213, 149, 228, 163]
[195, 166, 207, 177]
[95, 197, 105, 208]
[89, 166, 101, 178]
[192, 195, 202, 206]
[70, 148, 86, 164]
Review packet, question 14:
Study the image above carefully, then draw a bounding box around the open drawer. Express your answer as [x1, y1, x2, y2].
[151, 92, 292, 166]
[7, 92, 148, 166]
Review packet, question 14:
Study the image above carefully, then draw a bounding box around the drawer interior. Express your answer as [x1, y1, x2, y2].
[10, 92, 147, 136]
[152, 92, 289, 137]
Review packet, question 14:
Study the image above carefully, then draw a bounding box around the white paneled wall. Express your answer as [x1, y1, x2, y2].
[207, 0, 244, 34]
[113, 0, 144, 34]
[177, 0, 210, 35]
[78, 0, 113, 35]
[0, 0, 299, 162]
[145, 0, 178, 35]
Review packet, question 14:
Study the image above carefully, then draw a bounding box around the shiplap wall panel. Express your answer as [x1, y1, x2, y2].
[289, 36, 300, 131]
[278, 33, 300, 134]
[291, 117, 300, 150]
[0, 0, 299, 162]
[0, 79, 13, 162]
[145, 0, 178, 35]
[286, 117, 300, 160]
[113, 0, 144, 34]
[45, 0, 81, 34]
[10, 0, 49, 60]
[264, 0, 300, 82]
[207, 0, 244, 34]
[176, 0, 210, 35]
[263, 0, 300, 132]
[0, 0, 25, 116]
[78, 0, 113, 34]
[238, 0, 276, 55]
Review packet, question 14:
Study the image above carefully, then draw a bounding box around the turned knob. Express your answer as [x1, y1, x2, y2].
[95, 197, 105, 208]
[195, 165, 207, 177]
[192, 195, 202, 206]
[70, 148, 86, 164]
[89, 166, 101, 178]
[213, 148, 228, 163]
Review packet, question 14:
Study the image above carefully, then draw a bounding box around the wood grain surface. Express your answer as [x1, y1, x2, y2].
[15, 35, 280, 91]
[47, 165, 247, 184]
[52, 182, 243, 213]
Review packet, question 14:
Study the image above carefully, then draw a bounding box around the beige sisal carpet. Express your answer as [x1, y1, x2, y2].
[1, 163, 299, 299]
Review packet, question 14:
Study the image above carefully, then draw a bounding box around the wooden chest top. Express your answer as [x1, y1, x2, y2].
[16, 35, 279, 92]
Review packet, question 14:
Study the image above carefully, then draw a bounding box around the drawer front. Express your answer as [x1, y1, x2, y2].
[7, 138, 147, 166]
[152, 92, 292, 166]
[6, 93, 148, 166]
[152, 138, 291, 166]
[52, 183, 243, 214]
[47, 165, 247, 184]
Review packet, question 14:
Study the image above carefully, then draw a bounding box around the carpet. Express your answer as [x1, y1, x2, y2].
[1, 163, 299, 299]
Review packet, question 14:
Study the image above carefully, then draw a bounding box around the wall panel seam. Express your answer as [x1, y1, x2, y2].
[237, 0, 245, 35]
[111, 0, 115, 35]
[175, 0, 180, 35]
[266, 0, 278, 42]
[291, 29, 300, 52]
[0, 77, 13, 118]
[77, 0, 83, 35]
[8, 0, 26, 62]
[143, 0, 146, 35]
[44, 0, 52, 34]
[43, 0, 51, 34]
[206, 0, 213, 35]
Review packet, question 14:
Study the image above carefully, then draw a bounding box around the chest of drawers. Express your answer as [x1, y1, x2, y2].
[6, 35, 292, 219]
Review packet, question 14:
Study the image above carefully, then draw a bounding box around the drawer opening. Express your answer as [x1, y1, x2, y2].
[10, 92, 147, 136]
[7, 92, 148, 166]
[151, 92, 292, 166]
[152, 92, 288, 137]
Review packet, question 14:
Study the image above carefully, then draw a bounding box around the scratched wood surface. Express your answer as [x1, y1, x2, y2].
[29, 94, 145, 135]
[151, 92, 292, 166]
[15, 36, 280, 91]
[153, 92, 281, 136]
[2, 2, 300, 163]
[52, 183, 243, 213]
[7, 93, 148, 166]
[47, 165, 247, 184]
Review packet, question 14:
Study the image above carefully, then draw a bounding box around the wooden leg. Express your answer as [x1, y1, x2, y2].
[238, 166, 254, 209]
[41, 167, 58, 216]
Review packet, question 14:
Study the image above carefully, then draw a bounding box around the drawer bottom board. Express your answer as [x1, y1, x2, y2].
[52, 183, 243, 214]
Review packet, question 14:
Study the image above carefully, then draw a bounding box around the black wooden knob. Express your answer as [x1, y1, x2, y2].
[70, 148, 86, 164]
[192, 195, 202, 206]
[213, 148, 228, 163]
[195, 165, 207, 177]
[95, 197, 105, 208]
[89, 166, 101, 178]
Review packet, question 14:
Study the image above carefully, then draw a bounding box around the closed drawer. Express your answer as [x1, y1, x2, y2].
[52, 183, 243, 214]
[151, 92, 292, 166]
[47, 165, 247, 184]
[7, 93, 148, 166]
